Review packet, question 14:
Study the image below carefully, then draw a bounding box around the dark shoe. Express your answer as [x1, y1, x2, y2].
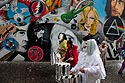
[118, 71, 123, 75]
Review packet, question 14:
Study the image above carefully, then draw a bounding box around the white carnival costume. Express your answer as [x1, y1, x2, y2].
[70, 39, 106, 83]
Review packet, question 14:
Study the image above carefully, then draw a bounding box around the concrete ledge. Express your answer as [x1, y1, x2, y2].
[0, 62, 56, 83]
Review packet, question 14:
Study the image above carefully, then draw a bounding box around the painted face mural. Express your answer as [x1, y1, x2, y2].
[0, 23, 29, 61]
[79, 6, 99, 36]
[27, 22, 53, 61]
[84, 9, 95, 32]
[8, 23, 29, 53]
[0, 0, 124, 61]
[105, 0, 125, 19]
[111, 0, 125, 17]
[37, 29, 45, 39]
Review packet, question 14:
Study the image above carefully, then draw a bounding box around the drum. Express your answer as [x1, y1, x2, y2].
[56, 62, 70, 82]
[60, 74, 82, 83]
[51, 52, 61, 65]
[50, 52, 56, 65]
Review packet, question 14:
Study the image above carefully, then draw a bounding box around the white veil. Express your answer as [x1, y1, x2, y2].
[87, 39, 106, 79]
[87, 39, 96, 55]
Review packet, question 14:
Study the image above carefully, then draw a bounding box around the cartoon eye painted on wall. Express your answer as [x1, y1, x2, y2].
[7, 2, 31, 26]
[14, 13, 24, 23]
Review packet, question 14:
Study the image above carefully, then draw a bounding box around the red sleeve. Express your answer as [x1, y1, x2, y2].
[72, 46, 78, 64]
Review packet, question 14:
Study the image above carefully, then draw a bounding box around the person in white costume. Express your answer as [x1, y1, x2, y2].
[70, 39, 106, 83]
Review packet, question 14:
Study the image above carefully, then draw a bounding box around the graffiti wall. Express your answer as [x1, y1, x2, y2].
[0, 0, 124, 61]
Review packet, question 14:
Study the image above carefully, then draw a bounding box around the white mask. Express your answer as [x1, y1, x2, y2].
[87, 39, 96, 55]
[81, 41, 87, 52]
[59, 34, 63, 41]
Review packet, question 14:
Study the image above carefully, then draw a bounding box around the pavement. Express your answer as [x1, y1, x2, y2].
[101, 60, 125, 83]
[0, 60, 125, 83]
[0, 62, 56, 83]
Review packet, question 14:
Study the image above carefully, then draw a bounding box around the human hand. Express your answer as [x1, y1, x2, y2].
[61, 57, 65, 62]
[69, 71, 75, 75]
[68, 57, 74, 61]
[58, 48, 61, 51]
[79, 67, 85, 73]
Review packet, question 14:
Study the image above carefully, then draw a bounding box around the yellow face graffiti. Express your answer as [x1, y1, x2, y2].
[84, 10, 95, 32]
[79, 6, 99, 35]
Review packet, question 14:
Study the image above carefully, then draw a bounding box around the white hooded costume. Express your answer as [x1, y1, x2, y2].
[70, 39, 106, 83]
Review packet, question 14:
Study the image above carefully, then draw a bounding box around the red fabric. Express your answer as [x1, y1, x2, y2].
[64, 45, 78, 68]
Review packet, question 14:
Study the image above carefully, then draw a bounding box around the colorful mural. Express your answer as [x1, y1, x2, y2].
[0, 0, 125, 61]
